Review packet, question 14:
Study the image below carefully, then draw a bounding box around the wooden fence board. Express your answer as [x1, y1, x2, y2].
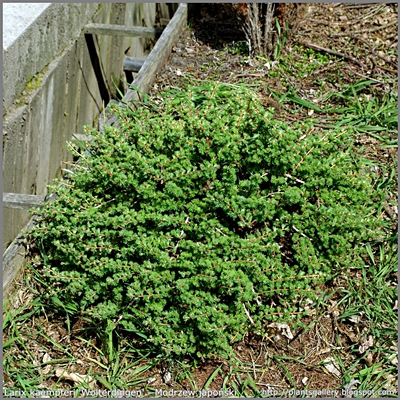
[84, 23, 164, 39]
[2, 3, 187, 300]
[3, 193, 45, 210]
[124, 3, 187, 102]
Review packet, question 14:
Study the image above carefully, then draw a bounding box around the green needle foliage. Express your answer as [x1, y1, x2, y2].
[30, 82, 385, 359]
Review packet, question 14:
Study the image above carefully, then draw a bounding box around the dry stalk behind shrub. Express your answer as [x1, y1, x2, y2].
[226, 3, 302, 57]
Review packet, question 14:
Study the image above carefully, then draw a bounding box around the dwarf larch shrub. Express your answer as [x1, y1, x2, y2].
[30, 82, 384, 358]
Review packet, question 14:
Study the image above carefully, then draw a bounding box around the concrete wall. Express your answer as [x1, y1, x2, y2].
[3, 3, 174, 252]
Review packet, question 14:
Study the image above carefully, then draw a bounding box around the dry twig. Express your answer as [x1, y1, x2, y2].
[333, 19, 397, 36]
[304, 42, 368, 69]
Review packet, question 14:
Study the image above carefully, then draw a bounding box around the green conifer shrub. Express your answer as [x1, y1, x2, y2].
[30, 83, 384, 358]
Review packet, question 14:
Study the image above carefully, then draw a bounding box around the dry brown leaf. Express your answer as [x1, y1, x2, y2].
[55, 368, 96, 389]
[383, 374, 397, 390]
[316, 347, 332, 356]
[388, 352, 398, 366]
[359, 335, 374, 354]
[365, 352, 374, 367]
[322, 357, 341, 378]
[267, 322, 294, 340]
[42, 353, 52, 375]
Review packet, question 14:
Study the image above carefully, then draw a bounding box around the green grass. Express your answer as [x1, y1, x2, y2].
[336, 242, 398, 396]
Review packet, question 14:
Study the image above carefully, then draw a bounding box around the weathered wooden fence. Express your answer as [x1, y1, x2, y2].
[3, 3, 188, 299]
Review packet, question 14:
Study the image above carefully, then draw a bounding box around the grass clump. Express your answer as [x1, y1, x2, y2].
[30, 82, 385, 359]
